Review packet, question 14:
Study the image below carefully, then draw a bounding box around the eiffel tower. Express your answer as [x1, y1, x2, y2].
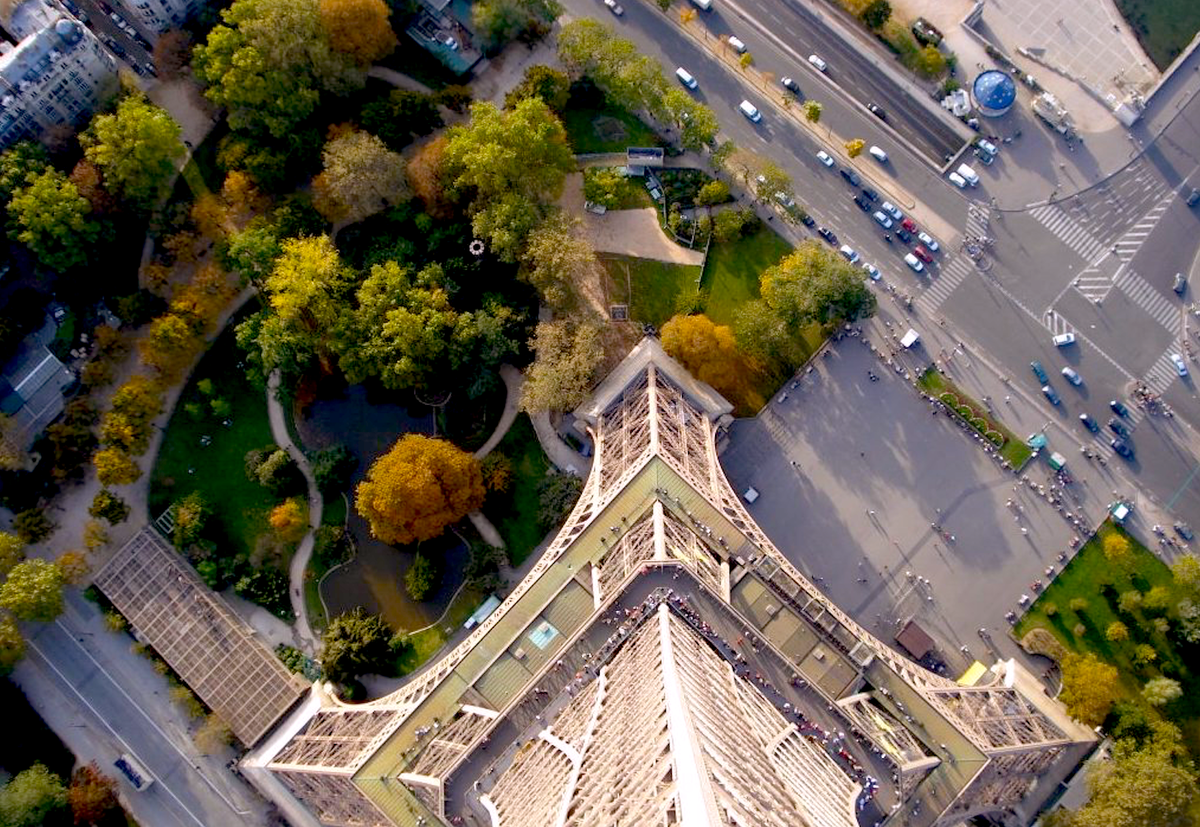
[246, 338, 1094, 827]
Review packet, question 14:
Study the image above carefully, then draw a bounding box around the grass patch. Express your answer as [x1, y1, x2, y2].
[149, 316, 277, 561]
[562, 101, 663, 154]
[700, 224, 793, 327]
[599, 254, 702, 330]
[1114, 0, 1200, 70]
[918, 367, 1033, 468]
[487, 413, 551, 565]
[393, 586, 486, 674]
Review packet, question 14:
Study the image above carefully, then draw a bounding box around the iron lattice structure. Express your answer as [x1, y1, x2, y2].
[257, 338, 1093, 827]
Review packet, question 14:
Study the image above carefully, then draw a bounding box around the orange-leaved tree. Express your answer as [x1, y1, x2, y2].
[356, 435, 484, 545]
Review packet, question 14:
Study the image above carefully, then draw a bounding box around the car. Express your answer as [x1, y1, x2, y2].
[1172, 353, 1189, 377]
[816, 150, 834, 167]
[956, 164, 980, 186]
[852, 195, 870, 211]
[913, 245, 933, 264]
[1188, 188, 1200, 208]
[1030, 361, 1049, 383]
[781, 76, 800, 94]
[903, 253, 924, 273]
[1052, 332, 1076, 347]
[860, 187, 878, 202]
[1042, 385, 1061, 405]
[873, 210, 894, 229]
[1174, 522, 1194, 541]
[895, 228, 913, 244]
[900, 217, 917, 233]
[1111, 438, 1134, 459]
[976, 138, 999, 158]
[1108, 418, 1130, 438]
[1061, 366, 1082, 386]
[774, 191, 796, 209]
[738, 100, 761, 122]
[808, 54, 827, 72]
[1174, 272, 1187, 294]
[800, 213, 815, 227]
[675, 67, 698, 88]
[947, 172, 968, 188]
[880, 201, 902, 220]
[728, 36, 746, 53]
[839, 245, 859, 263]
[603, 0, 624, 14]
[868, 145, 888, 163]
[817, 226, 837, 244]
[839, 168, 860, 185]
[1110, 399, 1130, 417]
[1079, 413, 1100, 433]
[862, 263, 880, 280]
[867, 103, 886, 120]
[917, 232, 939, 252]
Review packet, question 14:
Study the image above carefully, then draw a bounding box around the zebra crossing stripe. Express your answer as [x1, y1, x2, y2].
[1113, 269, 1179, 330]
[1028, 205, 1106, 261]
[917, 257, 972, 313]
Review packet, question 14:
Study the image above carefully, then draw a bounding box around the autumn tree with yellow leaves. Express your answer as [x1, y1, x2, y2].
[319, 0, 397, 64]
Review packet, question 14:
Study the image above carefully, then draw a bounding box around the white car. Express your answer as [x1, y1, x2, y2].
[1171, 353, 1189, 377]
[603, 0, 624, 13]
[947, 172, 967, 188]
[839, 245, 859, 263]
[728, 35, 747, 53]
[815, 150, 834, 167]
[873, 210, 893, 229]
[808, 54, 827, 72]
[880, 201, 902, 221]
[917, 232, 939, 252]
[1061, 366, 1082, 386]
[738, 100, 761, 122]
[904, 253, 924, 273]
[1052, 332, 1076, 347]
[868, 145, 888, 163]
[862, 263, 881, 281]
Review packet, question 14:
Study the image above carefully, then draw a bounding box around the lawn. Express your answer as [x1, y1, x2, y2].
[700, 224, 793, 327]
[918, 367, 1034, 469]
[148, 316, 277, 561]
[599, 254, 702, 330]
[1114, 0, 1200, 69]
[561, 100, 664, 154]
[394, 585, 486, 675]
[487, 413, 551, 565]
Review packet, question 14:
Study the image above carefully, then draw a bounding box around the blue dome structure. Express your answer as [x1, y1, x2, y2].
[972, 70, 1016, 117]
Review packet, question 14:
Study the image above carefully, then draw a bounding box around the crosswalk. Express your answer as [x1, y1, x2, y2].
[1071, 258, 1114, 303]
[965, 203, 989, 241]
[1111, 193, 1174, 262]
[916, 255, 973, 314]
[1027, 203, 1107, 262]
[1144, 349, 1184, 395]
[1041, 309, 1075, 338]
[1113, 267, 1180, 332]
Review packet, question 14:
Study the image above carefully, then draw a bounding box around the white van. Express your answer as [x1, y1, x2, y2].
[728, 35, 746, 53]
[738, 100, 761, 122]
[904, 253, 925, 273]
[689, 0, 712, 9]
[868, 145, 888, 163]
[675, 67, 698, 89]
[956, 163, 979, 186]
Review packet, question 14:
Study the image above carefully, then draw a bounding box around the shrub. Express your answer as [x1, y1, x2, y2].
[13, 508, 52, 543]
[956, 404, 972, 418]
[404, 554, 438, 601]
[481, 452, 514, 494]
[695, 179, 731, 206]
[311, 445, 357, 494]
[938, 392, 957, 405]
[537, 470, 583, 531]
[986, 431, 1005, 446]
[234, 568, 290, 617]
[970, 417, 987, 431]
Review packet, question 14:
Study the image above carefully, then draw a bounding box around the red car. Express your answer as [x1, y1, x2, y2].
[913, 244, 934, 263]
[900, 217, 917, 233]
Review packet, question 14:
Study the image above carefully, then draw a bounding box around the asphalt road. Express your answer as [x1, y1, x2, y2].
[72, 0, 154, 75]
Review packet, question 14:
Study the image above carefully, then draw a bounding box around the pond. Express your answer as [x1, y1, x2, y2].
[297, 381, 464, 632]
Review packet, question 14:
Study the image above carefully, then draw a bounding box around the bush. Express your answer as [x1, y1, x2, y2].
[537, 471, 583, 531]
[13, 508, 52, 543]
[956, 404, 973, 418]
[970, 417, 987, 431]
[404, 554, 438, 601]
[986, 431, 1005, 446]
[89, 489, 130, 525]
[234, 568, 290, 617]
[481, 452, 513, 494]
[313, 525, 352, 569]
[311, 445, 357, 495]
[938, 392, 957, 405]
[695, 179, 731, 206]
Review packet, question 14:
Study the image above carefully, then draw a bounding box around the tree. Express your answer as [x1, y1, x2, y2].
[234, 568, 289, 613]
[1103, 533, 1131, 567]
[1106, 620, 1129, 642]
[56, 551, 89, 585]
[859, 0, 890, 29]
[0, 559, 65, 622]
[472, 0, 561, 49]
[0, 140, 48, 209]
[1073, 741, 1196, 827]
[313, 129, 410, 224]
[68, 762, 119, 825]
[7, 169, 101, 271]
[318, 0, 396, 64]
[0, 415, 28, 472]
[81, 96, 184, 210]
[481, 453, 513, 494]
[696, 179, 730, 206]
[321, 607, 394, 682]
[152, 28, 194, 80]
[436, 85, 473, 113]
[845, 138, 865, 158]
[537, 470, 582, 530]
[246, 447, 303, 495]
[83, 520, 109, 551]
[224, 224, 282, 288]
[1170, 553, 1200, 595]
[406, 134, 451, 217]
[68, 159, 116, 215]
[311, 445, 357, 494]
[13, 509, 53, 544]
[803, 100, 822, 125]
[661, 314, 748, 402]
[760, 241, 876, 327]
[504, 64, 571, 113]
[520, 212, 595, 311]
[520, 320, 604, 413]
[443, 99, 575, 261]
[0, 533, 24, 579]
[93, 448, 142, 486]
[194, 714, 235, 754]
[1059, 652, 1120, 726]
[1144, 586, 1172, 612]
[361, 90, 443, 151]
[1142, 676, 1182, 706]
[1069, 597, 1090, 613]
[0, 616, 25, 674]
[0, 763, 68, 827]
[270, 499, 308, 542]
[356, 435, 485, 545]
[1132, 643, 1157, 667]
[405, 554, 438, 600]
[172, 491, 210, 548]
[915, 45, 947, 78]
[1118, 590, 1143, 614]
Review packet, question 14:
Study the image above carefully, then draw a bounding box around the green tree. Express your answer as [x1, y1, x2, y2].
[537, 470, 582, 530]
[356, 435, 485, 545]
[1059, 652, 1120, 726]
[225, 224, 282, 288]
[1118, 590, 1143, 613]
[0, 533, 23, 579]
[753, 161, 792, 202]
[504, 64, 571, 113]
[318, 0, 396, 64]
[712, 208, 750, 242]
[1142, 676, 1182, 706]
[172, 491, 211, 548]
[760, 241, 876, 327]
[0, 141, 48, 209]
[0, 559, 65, 622]
[0, 615, 25, 674]
[1073, 740, 1196, 827]
[472, 0, 561, 49]
[696, 179, 730, 206]
[313, 129, 410, 224]
[13, 509, 53, 544]
[321, 607, 394, 682]
[405, 554, 438, 600]
[7, 169, 101, 271]
[520, 212, 595, 311]
[1069, 596, 1090, 613]
[803, 100, 822, 125]
[859, 0, 891, 29]
[361, 89, 444, 151]
[1170, 553, 1200, 596]
[0, 763, 68, 827]
[1144, 586, 1172, 612]
[914, 45, 947, 78]
[89, 489, 131, 525]
[311, 445, 357, 494]
[443, 99, 575, 261]
[1106, 620, 1129, 642]
[81, 96, 184, 210]
[234, 568, 290, 614]
[520, 320, 604, 413]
